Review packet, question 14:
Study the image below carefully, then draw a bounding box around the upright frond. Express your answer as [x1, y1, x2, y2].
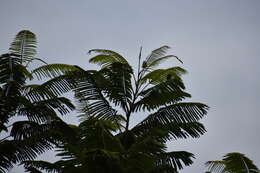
[142, 45, 182, 70]
[9, 30, 37, 63]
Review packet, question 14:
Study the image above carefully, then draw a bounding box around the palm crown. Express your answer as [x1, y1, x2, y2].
[23, 45, 209, 173]
[206, 152, 259, 173]
[0, 30, 76, 172]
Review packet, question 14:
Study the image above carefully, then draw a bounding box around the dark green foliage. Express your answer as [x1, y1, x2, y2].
[24, 45, 208, 173]
[1, 31, 209, 173]
[206, 152, 259, 173]
[9, 30, 37, 62]
[0, 31, 75, 172]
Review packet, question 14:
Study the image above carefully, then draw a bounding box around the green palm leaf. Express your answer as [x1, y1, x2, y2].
[0, 53, 32, 85]
[21, 84, 57, 102]
[99, 62, 133, 111]
[23, 160, 64, 173]
[141, 67, 187, 85]
[135, 79, 191, 111]
[132, 121, 206, 142]
[156, 151, 194, 170]
[14, 45, 209, 173]
[0, 30, 78, 173]
[32, 64, 80, 80]
[0, 138, 53, 172]
[74, 71, 117, 120]
[139, 102, 208, 125]
[142, 46, 182, 70]
[17, 96, 74, 122]
[22, 71, 79, 101]
[89, 49, 129, 68]
[10, 119, 75, 142]
[9, 30, 37, 63]
[206, 160, 227, 173]
[206, 152, 259, 173]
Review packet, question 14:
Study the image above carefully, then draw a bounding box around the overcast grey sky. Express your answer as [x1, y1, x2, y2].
[1, 0, 260, 172]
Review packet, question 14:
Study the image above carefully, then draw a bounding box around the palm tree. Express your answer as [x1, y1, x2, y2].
[22, 46, 209, 173]
[0, 30, 77, 172]
[206, 152, 259, 173]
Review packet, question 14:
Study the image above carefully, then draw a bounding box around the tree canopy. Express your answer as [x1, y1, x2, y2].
[0, 30, 76, 172]
[0, 30, 209, 173]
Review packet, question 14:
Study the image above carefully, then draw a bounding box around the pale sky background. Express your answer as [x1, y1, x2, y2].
[1, 0, 260, 173]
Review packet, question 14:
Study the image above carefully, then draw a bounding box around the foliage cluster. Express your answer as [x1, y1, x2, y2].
[0, 30, 210, 173]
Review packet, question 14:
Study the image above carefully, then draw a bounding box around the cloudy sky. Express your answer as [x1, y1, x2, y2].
[1, 0, 260, 172]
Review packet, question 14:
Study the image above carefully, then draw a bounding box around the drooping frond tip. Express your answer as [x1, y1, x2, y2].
[88, 49, 129, 68]
[142, 45, 183, 70]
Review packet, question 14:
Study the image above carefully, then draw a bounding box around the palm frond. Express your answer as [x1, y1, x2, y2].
[10, 119, 75, 142]
[0, 138, 53, 172]
[156, 151, 194, 170]
[18, 96, 74, 122]
[0, 53, 32, 85]
[206, 161, 227, 173]
[9, 30, 37, 63]
[141, 67, 187, 85]
[22, 71, 79, 102]
[128, 135, 166, 156]
[78, 118, 124, 151]
[21, 84, 55, 102]
[142, 46, 182, 69]
[165, 122, 206, 140]
[74, 71, 117, 120]
[31, 64, 81, 80]
[135, 79, 191, 111]
[99, 62, 133, 111]
[205, 152, 259, 173]
[0, 91, 20, 124]
[88, 49, 129, 68]
[223, 153, 258, 173]
[138, 102, 208, 125]
[10, 121, 50, 141]
[132, 121, 206, 142]
[145, 46, 171, 64]
[23, 160, 63, 173]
